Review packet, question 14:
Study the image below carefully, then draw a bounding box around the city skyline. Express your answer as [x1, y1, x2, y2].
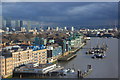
[2, 2, 118, 27]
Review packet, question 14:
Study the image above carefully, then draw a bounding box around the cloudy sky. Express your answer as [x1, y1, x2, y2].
[2, 2, 118, 27]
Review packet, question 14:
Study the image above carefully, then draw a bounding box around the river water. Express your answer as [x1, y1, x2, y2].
[58, 37, 118, 78]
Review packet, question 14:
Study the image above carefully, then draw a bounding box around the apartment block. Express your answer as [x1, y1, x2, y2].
[0, 56, 13, 78]
[0, 46, 34, 78]
[12, 49, 33, 68]
[32, 49, 47, 64]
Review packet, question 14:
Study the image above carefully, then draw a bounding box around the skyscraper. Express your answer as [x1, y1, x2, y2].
[11, 20, 16, 28]
[20, 20, 23, 27]
[71, 26, 74, 31]
[56, 27, 59, 31]
[64, 26, 67, 31]
[27, 21, 31, 32]
[6, 19, 12, 31]
[15, 20, 23, 31]
[2, 20, 6, 28]
[47, 27, 51, 31]
[6, 19, 11, 27]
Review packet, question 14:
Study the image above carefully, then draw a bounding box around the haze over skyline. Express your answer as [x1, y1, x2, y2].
[2, 2, 118, 28]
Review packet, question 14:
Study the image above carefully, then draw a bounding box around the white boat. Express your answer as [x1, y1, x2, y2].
[62, 68, 75, 75]
[91, 53, 106, 59]
[86, 37, 91, 40]
[69, 69, 75, 73]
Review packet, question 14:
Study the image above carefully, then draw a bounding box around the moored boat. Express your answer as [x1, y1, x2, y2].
[91, 53, 106, 59]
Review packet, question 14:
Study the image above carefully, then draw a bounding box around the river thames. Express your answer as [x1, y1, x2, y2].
[58, 37, 118, 78]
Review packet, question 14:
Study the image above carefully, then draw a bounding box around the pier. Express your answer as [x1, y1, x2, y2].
[71, 43, 86, 53]
[58, 53, 77, 61]
[58, 43, 85, 61]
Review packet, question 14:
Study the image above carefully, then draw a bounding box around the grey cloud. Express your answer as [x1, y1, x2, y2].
[2, 2, 118, 26]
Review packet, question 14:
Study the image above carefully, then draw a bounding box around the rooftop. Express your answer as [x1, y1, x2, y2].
[20, 63, 56, 69]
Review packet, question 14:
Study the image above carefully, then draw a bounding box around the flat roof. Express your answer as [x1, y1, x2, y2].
[21, 63, 56, 69]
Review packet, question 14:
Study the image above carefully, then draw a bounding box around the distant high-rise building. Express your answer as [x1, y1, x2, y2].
[64, 26, 67, 30]
[0, 16, 2, 29]
[2, 20, 6, 28]
[6, 19, 12, 31]
[11, 20, 16, 28]
[20, 20, 23, 27]
[27, 21, 31, 32]
[47, 27, 51, 31]
[15, 20, 23, 31]
[6, 19, 11, 27]
[71, 26, 74, 31]
[56, 27, 59, 31]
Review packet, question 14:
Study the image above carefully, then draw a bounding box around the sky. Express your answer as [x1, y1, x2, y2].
[1, 0, 119, 2]
[2, 2, 118, 27]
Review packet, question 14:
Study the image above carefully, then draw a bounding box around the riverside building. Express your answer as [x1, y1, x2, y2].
[0, 45, 47, 78]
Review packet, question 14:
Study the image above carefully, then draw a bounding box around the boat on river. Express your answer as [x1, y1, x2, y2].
[91, 53, 106, 59]
[86, 43, 108, 55]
